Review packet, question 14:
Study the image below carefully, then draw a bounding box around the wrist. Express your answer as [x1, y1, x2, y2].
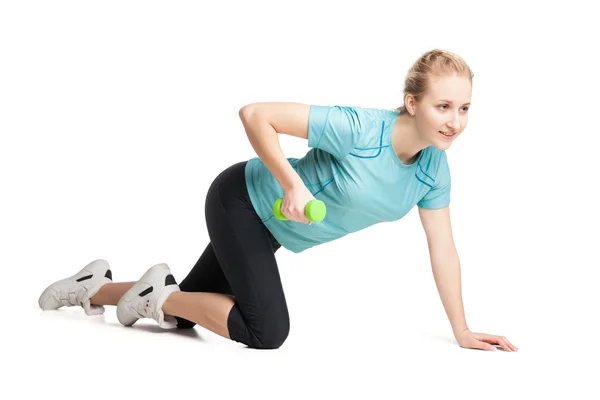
[281, 169, 304, 192]
[454, 327, 470, 338]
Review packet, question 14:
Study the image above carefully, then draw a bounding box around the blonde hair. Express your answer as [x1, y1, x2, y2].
[395, 49, 474, 115]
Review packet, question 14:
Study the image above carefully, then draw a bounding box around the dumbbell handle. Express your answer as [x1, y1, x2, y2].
[273, 198, 326, 222]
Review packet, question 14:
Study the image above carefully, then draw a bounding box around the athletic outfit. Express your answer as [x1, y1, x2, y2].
[245, 105, 451, 253]
[38, 104, 451, 350]
[175, 104, 451, 348]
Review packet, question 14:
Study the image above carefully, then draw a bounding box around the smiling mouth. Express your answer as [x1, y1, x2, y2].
[439, 131, 457, 137]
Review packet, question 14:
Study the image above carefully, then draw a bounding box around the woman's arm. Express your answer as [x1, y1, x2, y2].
[418, 206, 518, 352]
[238, 103, 315, 224]
[239, 104, 307, 191]
[418, 206, 468, 337]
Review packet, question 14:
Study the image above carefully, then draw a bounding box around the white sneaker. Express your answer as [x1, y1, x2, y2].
[38, 259, 113, 316]
[116, 263, 180, 329]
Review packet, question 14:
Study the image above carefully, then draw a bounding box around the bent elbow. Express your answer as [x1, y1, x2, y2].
[239, 104, 257, 120]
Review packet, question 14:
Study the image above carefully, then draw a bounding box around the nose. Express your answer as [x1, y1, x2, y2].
[447, 114, 461, 131]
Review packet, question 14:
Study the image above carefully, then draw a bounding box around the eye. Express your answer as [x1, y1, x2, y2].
[438, 104, 469, 112]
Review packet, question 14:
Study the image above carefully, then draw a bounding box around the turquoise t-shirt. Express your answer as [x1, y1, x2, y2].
[244, 105, 451, 253]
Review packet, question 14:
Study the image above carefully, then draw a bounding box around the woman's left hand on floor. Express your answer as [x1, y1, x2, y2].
[455, 329, 518, 352]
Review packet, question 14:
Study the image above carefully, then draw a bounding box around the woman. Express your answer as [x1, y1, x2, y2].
[38, 49, 518, 352]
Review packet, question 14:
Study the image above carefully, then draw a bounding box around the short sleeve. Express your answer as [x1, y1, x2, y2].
[307, 105, 362, 160]
[417, 151, 451, 209]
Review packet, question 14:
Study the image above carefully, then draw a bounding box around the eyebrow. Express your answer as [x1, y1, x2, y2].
[439, 99, 471, 105]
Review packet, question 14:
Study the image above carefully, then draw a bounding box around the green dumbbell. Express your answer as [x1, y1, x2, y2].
[273, 198, 326, 222]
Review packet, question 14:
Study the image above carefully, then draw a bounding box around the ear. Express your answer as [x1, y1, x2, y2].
[404, 94, 416, 115]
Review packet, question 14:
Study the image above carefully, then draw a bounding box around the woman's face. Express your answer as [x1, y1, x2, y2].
[415, 74, 472, 150]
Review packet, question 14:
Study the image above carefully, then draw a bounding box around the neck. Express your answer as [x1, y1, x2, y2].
[392, 112, 427, 165]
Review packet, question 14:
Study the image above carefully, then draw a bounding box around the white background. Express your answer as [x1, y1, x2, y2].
[1, 0, 598, 398]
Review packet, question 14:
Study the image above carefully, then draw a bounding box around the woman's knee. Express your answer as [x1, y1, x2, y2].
[253, 316, 290, 349]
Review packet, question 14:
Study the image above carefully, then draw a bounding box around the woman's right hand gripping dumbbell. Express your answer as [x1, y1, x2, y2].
[280, 183, 316, 224]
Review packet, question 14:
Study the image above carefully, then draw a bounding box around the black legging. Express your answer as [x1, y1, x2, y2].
[174, 161, 289, 349]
